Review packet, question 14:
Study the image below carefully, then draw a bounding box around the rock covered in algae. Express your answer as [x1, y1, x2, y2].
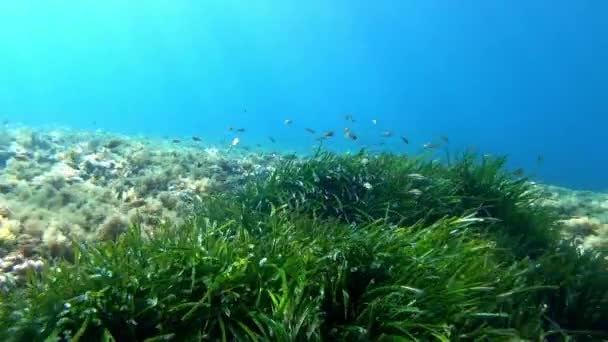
[0, 126, 282, 262]
[541, 184, 608, 251]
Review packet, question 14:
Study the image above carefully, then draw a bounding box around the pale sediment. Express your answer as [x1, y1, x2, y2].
[540, 184, 608, 251]
[0, 126, 281, 287]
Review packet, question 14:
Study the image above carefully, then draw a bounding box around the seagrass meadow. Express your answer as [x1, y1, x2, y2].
[1, 148, 607, 341]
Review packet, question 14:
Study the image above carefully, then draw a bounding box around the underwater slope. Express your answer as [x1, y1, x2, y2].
[0, 130, 607, 341]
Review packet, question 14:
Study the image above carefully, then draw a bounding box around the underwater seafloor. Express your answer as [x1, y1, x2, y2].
[0, 125, 607, 340]
[1, 126, 606, 276]
[0, 126, 283, 275]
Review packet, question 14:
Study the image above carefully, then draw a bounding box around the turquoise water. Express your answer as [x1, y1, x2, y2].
[0, 1, 606, 190]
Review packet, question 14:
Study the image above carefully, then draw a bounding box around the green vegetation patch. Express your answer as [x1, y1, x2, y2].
[1, 150, 607, 341]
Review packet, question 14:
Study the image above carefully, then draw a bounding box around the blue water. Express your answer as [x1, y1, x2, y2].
[1, 1, 606, 190]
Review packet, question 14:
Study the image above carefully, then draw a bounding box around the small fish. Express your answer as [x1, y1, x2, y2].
[192, 136, 201, 142]
[363, 182, 373, 190]
[128, 199, 147, 208]
[440, 135, 449, 143]
[345, 114, 355, 122]
[371, 119, 377, 125]
[317, 132, 332, 141]
[537, 154, 544, 165]
[423, 143, 439, 149]
[269, 136, 276, 143]
[105, 139, 123, 149]
[228, 126, 234, 131]
[13, 153, 29, 161]
[306, 128, 316, 134]
[381, 130, 393, 137]
[346, 131, 358, 141]
[284, 119, 292, 125]
[512, 168, 524, 177]
[407, 173, 427, 181]
[235, 128, 246, 133]
[408, 189, 423, 196]
[172, 139, 181, 144]
[401, 136, 409, 144]
[231, 137, 240, 146]
[343, 127, 350, 133]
